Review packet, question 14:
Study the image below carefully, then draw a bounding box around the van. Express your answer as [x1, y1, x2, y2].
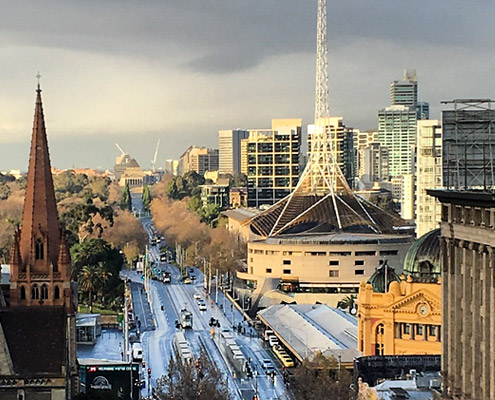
[132, 343, 143, 361]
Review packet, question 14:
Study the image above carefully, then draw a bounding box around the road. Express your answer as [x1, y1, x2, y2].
[126, 195, 291, 399]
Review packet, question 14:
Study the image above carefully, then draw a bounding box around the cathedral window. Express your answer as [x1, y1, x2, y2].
[31, 285, 39, 299]
[54, 286, 60, 299]
[20, 286, 26, 300]
[35, 239, 44, 260]
[41, 284, 48, 300]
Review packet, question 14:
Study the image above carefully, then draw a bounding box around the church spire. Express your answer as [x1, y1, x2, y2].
[18, 83, 60, 272]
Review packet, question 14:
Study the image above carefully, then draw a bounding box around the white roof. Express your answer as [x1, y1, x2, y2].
[221, 208, 260, 221]
[258, 304, 361, 363]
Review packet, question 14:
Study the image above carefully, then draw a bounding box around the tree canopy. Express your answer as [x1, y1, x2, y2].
[155, 350, 229, 400]
[142, 184, 152, 212]
[71, 238, 125, 311]
[166, 171, 205, 200]
[292, 353, 356, 400]
[121, 182, 132, 211]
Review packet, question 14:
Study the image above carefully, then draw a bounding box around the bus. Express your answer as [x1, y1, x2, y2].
[174, 332, 192, 363]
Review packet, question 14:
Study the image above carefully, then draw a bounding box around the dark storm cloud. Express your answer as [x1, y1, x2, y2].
[3, 0, 494, 74]
[2, 0, 495, 170]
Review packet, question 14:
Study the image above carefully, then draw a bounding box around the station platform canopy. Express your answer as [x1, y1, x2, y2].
[258, 304, 362, 365]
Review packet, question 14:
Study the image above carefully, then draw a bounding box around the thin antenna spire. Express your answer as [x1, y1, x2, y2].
[315, 0, 329, 120]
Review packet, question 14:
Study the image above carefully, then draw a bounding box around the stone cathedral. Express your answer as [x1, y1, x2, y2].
[0, 84, 78, 399]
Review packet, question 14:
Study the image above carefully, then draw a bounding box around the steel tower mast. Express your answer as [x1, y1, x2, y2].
[315, 0, 329, 120]
[244, 0, 385, 237]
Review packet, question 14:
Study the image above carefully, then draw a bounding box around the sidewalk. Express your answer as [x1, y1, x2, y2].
[130, 279, 155, 332]
[212, 287, 260, 339]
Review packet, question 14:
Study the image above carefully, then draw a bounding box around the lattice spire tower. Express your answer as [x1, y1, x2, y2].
[245, 0, 401, 237]
[301, 0, 353, 196]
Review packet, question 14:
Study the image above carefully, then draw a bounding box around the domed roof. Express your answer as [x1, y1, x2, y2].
[403, 229, 440, 282]
[367, 260, 401, 293]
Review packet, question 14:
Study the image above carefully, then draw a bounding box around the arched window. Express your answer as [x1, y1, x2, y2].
[20, 286, 26, 300]
[41, 285, 48, 300]
[375, 323, 385, 355]
[31, 285, 39, 300]
[35, 239, 44, 260]
[54, 286, 60, 300]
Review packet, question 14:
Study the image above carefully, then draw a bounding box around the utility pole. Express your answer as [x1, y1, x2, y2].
[123, 295, 129, 362]
[202, 258, 208, 292]
[208, 262, 212, 296]
[215, 268, 219, 303]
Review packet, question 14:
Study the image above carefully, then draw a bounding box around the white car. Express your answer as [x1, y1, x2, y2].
[198, 303, 207, 312]
[193, 293, 201, 300]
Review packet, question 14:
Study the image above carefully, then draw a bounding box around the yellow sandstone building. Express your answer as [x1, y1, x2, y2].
[357, 229, 441, 356]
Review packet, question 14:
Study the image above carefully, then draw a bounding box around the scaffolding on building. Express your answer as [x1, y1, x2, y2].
[442, 99, 495, 190]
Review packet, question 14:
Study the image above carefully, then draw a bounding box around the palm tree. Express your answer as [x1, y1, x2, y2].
[337, 295, 357, 312]
[96, 261, 112, 303]
[78, 265, 99, 313]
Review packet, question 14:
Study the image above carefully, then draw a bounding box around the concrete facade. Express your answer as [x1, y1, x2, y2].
[429, 190, 495, 400]
[238, 233, 412, 307]
[218, 129, 248, 175]
[179, 146, 219, 176]
[243, 119, 301, 207]
[378, 105, 417, 177]
[415, 120, 442, 238]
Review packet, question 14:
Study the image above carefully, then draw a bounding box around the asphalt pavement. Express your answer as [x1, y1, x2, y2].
[124, 204, 292, 399]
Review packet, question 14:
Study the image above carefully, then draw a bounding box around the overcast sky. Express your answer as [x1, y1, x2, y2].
[1, 0, 494, 171]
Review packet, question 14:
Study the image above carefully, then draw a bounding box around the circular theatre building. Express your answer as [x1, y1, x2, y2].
[236, 190, 413, 309]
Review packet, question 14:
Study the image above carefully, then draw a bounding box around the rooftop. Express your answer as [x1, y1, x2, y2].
[221, 208, 260, 222]
[77, 328, 124, 362]
[258, 304, 361, 363]
[261, 231, 412, 246]
[248, 193, 406, 238]
[403, 229, 440, 281]
[0, 306, 66, 376]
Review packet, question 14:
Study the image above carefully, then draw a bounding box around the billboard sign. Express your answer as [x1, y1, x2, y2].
[80, 363, 140, 399]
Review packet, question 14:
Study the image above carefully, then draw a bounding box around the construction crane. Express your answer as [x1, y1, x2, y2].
[115, 143, 127, 156]
[151, 139, 160, 172]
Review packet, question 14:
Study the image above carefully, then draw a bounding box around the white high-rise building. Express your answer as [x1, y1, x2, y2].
[415, 120, 442, 237]
[218, 129, 248, 176]
[358, 143, 389, 187]
[401, 173, 414, 220]
[378, 105, 417, 177]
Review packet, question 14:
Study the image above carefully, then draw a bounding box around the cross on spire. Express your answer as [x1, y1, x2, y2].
[36, 71, 41, 90]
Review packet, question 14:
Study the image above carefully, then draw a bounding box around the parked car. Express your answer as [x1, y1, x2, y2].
[184, 277, 192, 284]
[261, 359, 275, 376]
[132, 343, 143, 361]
